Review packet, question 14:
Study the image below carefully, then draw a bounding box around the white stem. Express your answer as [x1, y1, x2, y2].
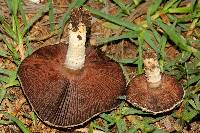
[29, 0, 41, 4]
[64, 23, 86, 70]
[144, 58, 161, 88]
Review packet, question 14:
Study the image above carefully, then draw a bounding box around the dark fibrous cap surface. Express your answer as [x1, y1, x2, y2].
[126, 74, 184, 114]
[18, 43, 126, 128]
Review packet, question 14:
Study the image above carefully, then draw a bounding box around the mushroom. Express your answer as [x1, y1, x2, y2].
[18, 8, 126, 128]
[126, 51, 184, 114]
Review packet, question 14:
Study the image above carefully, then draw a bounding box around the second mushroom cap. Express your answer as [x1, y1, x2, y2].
[126, 73, 184, 114]
[126, 51, 184, 114]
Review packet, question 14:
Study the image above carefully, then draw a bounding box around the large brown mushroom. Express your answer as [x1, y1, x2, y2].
[126, 51, 184, 114]
[18, 8, 126, 128]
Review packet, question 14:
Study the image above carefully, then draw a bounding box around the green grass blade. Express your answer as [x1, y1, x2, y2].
[184, 74, 200, 87]
[0, 68, 16, 77]
[0, 74, 19, 86]
[0, 49, 9, 57]
[84, 6, 141, 31]
[18, 0, 27, 26]
[121, 107, 149, 115]
[181, 107, 198, 122]
[25, 36, 32, 56]
[5, 0, 13, 14]
[4, 112, 31, 133]
[96, 31, 139, 45]
[0, 77, 10, 83]
[144, 30, 160, 54]
[176, 12, 200, 23]
[103, 22, 121, 30]
[159, 36, 167, 72]
[0, 14, 4, 21]
[161, 40, 168, 53]
[153, 128, 169, 133]
[5, 80, 19, 88]
[100, 114, 115, 124]
[113, 0, 129, 14]
[151, 28, 161, 43]
[1, 22, 18, 41]
[1, 34, 19, 60]
[30, 112, 37, 126]
[12, 0, 19, 15]
[178, 51, 191, 64]
[5, 0, 20, 15]
[0, 120, 13, 125]
[132, 0, 142, 5]
[188, 94, 200, 110]
[11, 15, 17, 34]
[156, 20, 199, 57]
[137, 31, 144, 74]
[116, 118, 127, 133]
[163, 0, 180, 11]
[191, 0, 197, 12]
[1, 35, 16, 53]
[0, 88, 7, 103]
[23, 4, 49, 35]
[168, 7, 192, 14]
[89, 122, 105, 133]
[171, 0, 182, 8]
[118, 58, 138, 64]
[48, 0, 55, 32]
[148, 0, 162, 15]
[193, 95, 200, 110]
[14, 15, 23, 46]
[168, 0, 197, 13]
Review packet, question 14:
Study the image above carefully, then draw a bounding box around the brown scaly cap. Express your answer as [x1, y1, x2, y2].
[70, 7, 91, 32]
[18, 7, 126, 128]
[18, 43, 126, 128]
[126, 74, 184, 114]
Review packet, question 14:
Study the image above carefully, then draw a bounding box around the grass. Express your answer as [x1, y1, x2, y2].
[0, 0, 200, 132]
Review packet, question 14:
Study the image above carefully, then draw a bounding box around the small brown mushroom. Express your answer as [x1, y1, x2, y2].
[126, 51, 184, 114]
[18, 8, 126, 128]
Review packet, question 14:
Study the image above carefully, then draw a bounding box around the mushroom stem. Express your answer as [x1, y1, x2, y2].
[144, 58, 161, 88]
[64, 23, 86, 70]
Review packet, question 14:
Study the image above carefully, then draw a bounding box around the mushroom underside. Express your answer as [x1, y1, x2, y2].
[126, 74, 184, 114]
[18, 43, 126, 128]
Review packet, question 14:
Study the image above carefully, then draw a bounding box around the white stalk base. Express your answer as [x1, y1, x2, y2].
[29, 0, 41, 4]
[144, 58, 161, 88]
[64, 23, 86, 70]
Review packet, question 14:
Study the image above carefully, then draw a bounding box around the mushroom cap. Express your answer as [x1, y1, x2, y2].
[18, 43, 126, 128]
[126, 74, 184, 114]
